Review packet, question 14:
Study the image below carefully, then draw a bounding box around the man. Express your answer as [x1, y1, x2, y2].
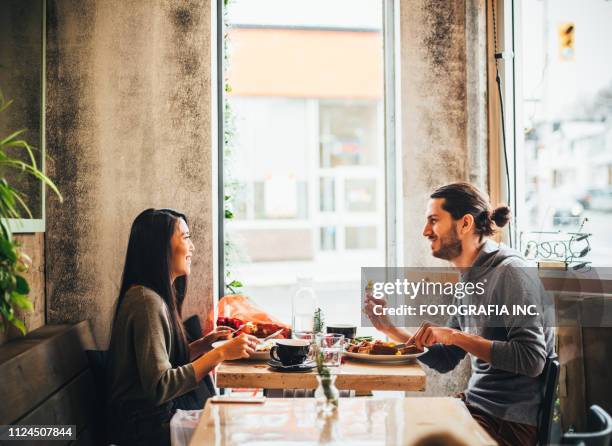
[365, 182, 554, 446]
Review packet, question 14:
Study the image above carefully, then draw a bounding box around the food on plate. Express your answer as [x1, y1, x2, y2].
[255, 339, 275, 352]
[371, 342, 399, 355]
[217, 317, 290, 339]
[398, 345, 422, 355]
[346, 339, 424, 356]
[353, 336, 373, 343]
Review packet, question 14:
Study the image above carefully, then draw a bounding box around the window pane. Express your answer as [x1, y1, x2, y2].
[345, 226, 377, 250]
[345, 178, 376, 212]
[224, 0, 386, 331]
[319, 177, 335, 212]
[0, 0, 43, 221]
[518, 0, 612, 266]
[229, 183, 248, 219]
[253, 179, 308, 219]
[319, 226, 336, 251]
[319, 102, 379, 168]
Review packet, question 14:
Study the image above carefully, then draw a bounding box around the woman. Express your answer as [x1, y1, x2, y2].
[106, 208, 257, 445]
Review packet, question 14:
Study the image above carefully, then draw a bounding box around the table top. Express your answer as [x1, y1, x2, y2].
[189, 397, 497, 446]
[215, 358, 426, 391]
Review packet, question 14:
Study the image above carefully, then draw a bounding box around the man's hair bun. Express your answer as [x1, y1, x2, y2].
[491, 206, 511, 228]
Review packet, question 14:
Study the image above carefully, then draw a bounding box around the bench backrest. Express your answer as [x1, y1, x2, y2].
[0, 321, 100, 444]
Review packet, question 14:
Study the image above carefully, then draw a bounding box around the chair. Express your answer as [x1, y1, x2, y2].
[85, 349, 109, 445]
[537, 355, 560, 445]
[184, 314, 203, 341]
[562, 405, 612, 446]
[0, 322, 102, 445]
[179, 315, 217, 404]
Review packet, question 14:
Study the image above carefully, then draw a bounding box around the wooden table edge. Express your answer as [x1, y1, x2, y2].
[215, 359, 427, 392]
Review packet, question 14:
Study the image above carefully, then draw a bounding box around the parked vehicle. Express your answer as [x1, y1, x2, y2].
[552, 200, 584, 226]
[578, 187, 612, 212]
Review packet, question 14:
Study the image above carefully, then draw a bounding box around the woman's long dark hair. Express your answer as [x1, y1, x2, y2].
[113, 208, 190, 366]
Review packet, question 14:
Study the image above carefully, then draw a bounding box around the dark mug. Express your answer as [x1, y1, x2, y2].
[327, 324, 357, 340]
[270, 339, 310, 366]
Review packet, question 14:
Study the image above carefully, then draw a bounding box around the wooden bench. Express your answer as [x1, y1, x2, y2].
[0, 321, 102, 445]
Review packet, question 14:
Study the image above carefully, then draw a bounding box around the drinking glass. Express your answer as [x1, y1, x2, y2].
[315, 333, 345, 367]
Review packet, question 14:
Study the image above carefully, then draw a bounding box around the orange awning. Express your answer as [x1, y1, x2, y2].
[227, 28, 384, 99]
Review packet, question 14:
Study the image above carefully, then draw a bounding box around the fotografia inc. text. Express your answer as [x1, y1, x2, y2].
[370, 303, 540, 317]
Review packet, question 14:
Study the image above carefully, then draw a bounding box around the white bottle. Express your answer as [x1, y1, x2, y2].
[291, 277, 318, 339]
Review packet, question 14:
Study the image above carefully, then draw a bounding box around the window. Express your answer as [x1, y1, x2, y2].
[0, 0, 46, 232]
[220, 0, 395, 331]
[513, 0, 612, 266]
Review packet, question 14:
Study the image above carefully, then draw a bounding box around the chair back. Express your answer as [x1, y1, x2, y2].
[538, 355, 560, 445]
[85, 349, 109, 445]
[184, 314, 203, 342]
[562, 405, 612, 446]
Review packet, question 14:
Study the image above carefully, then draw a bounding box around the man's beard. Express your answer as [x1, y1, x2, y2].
[432, 226, 462, 260]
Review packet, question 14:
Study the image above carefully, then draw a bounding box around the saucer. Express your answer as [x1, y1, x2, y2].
[267, 359, 316, 372]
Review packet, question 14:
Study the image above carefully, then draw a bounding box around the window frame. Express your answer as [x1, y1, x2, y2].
[4, 0, 47, 233]
[487, 0, 519, 248]
[215, 0, 401, 299]
[501, 0, 610, 260]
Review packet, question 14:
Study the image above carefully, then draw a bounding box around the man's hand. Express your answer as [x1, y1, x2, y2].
[363, 295, 394, 333]
[412, 323, 458, 350]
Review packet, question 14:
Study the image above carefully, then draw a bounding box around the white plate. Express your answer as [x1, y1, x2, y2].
[344, 347, 428, 363]
[212, 339, 276, 361]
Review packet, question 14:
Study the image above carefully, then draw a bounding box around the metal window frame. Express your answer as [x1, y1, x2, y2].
[488, 0, 519, 248]
[505, 0, 532, 249]
[6, 0, 47, 233]
[215, 0, 401, 299]
[383, 0, 402, 268]
[215, 0, 225, 299]
[507, 0, 519, 248]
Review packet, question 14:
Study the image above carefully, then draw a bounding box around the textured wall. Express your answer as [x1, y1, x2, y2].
[400, 0, 487, 395]
[401, 0, 468, 269]
[45, 0, 214, 347]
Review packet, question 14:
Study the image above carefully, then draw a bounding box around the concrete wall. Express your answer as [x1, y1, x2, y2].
[45, 0, 214, 347]
[400, 0, 487, 395]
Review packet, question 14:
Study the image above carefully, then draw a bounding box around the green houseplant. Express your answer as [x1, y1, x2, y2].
[0, 89, 62, 334]
[312, 308, 339, 414]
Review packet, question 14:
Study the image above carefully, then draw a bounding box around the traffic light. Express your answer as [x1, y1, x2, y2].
[559, 22, 575, 60]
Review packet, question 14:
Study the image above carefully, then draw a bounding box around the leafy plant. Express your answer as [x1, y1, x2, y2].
[313, 307, 337, 407]
[0, 89, 62, 334]
[313, 307, 324, 334]
[222, 0, 245, 295]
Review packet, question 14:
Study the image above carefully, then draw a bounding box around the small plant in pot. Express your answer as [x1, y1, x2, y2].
[312, 307, 339, 414]
[0, 89, 62, 334]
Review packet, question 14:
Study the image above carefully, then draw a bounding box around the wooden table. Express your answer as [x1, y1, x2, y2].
[189, 397, 497, 445]
[216, 359, 426, 392]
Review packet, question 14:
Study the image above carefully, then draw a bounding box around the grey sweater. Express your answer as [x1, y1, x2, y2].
[107, 286, 198, 406]
[419, 240, 555, 426]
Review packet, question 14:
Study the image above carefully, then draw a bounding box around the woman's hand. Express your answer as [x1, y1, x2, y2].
[199, 326, 234, 350]
[192, 333, 259, 381]
[216, 333, 258, 360]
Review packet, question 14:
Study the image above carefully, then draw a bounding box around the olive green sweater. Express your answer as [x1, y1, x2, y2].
[107, 286, 198, 406]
